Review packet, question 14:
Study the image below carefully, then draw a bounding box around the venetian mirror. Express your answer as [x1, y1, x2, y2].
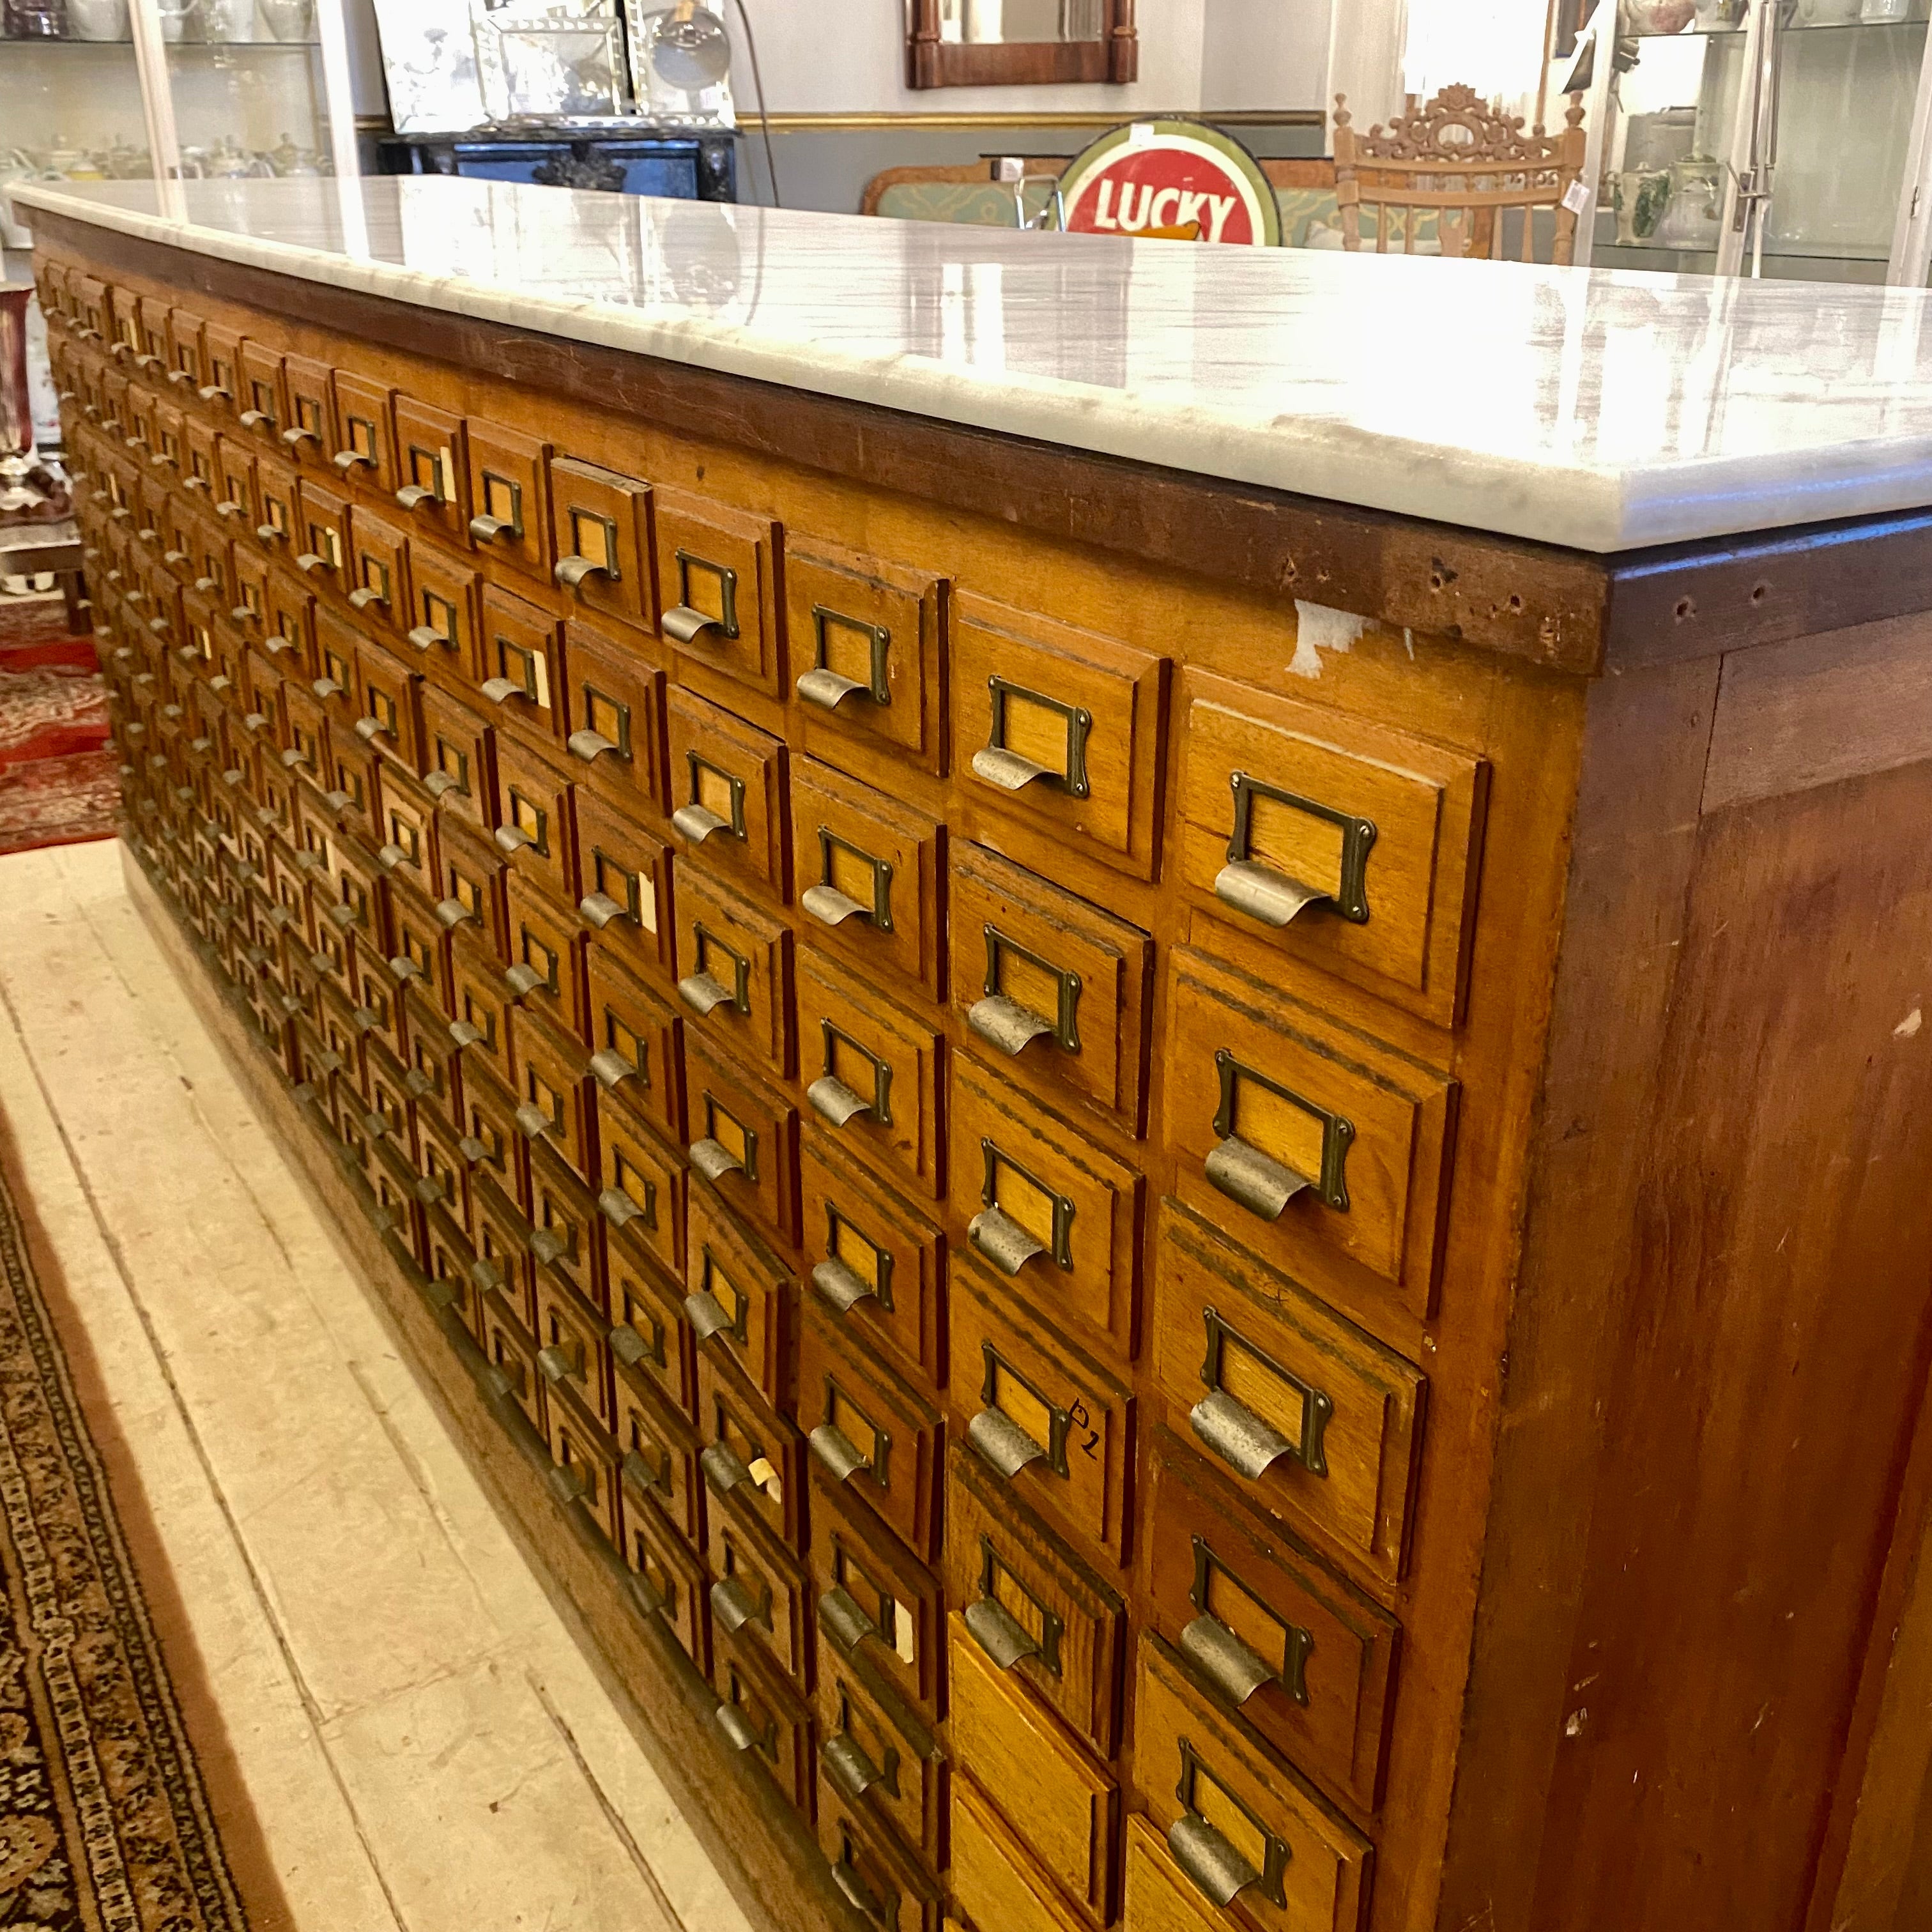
[905, 0, 1137, 87]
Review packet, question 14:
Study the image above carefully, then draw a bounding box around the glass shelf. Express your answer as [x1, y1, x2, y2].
[1629, 13, 1928, 34]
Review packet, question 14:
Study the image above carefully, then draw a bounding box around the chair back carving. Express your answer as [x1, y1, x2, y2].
[1333, 84, 1588, 266]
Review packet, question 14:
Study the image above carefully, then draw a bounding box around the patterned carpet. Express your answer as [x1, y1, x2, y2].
[0, 601, 116, 859]
[0, 1116, 280, 1931]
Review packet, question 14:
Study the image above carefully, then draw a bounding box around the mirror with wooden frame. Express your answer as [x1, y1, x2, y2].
[906, 0, 1137, 87]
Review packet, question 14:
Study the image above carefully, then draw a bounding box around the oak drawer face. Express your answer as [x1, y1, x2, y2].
[466, 418, 552, 585]
[213, 436, 257, 528]
[1134, 1634, 1372, 1932]
[665, 686, 788, 898]
[391, 394, 470, 548]
[1154, 1206, 1425, 1591]
[949, 841, 1152, 1134]
[949, 1055, 1140, 1358]
[352, 635, 421, 772]
[280, 351, 337, 469]
[1144, 1428, 1399, 1814]
[951, 1774, 1092, 1932]
[1124, 1813, 1243, 1932]
[331, 369, 397, 497]
[236, 341, 286, 442]
[417, 679, 494, 832]
[528, 1137, 597, 1303]
[615, 1356, 702, 1543]
[479, 1287, 542, 1432]
[346, 507, 410, 644]
[405, 540, 482, 693]
[1169, 947, 1456, 1323]
[686, 1186, 795, 1416]
[565, 618, 669, 820]
[546, 1379, 622, 1549]
[293, 475, 349, 587]
[505, 873, 587, 1041]
[799, 1299, 942, 1562]
[493, 729, 580, 908]
[798, 946, 942, 1202]
[952, 592, 1167, 881]
[787, 540, 945, 776]
[698, 1349, 806, 1549]
[586, 947, 684, 1146]
[818, 1786, 944, 1932]
[655, 489, 783, 698]
[450, 935, 515, 1089]
[263, 568, 316, 678]
[479, 583, 564, 744]
[706, 1490, 811, 1685]
[464, 1073, 526, 1220]
[607, 1211, 694, 1413]
[255, 450, 300, 559]
[949, 1616, 1116, 1925]
[813, 1469, 945, 1722]
[682, 1030, 801, 1246]
[512, 1004, 594, 1180]
[624, 1475, 710, 1675]
[549, 456, 654, 630]
[715, 1623, 815, 1815]
[817, 1644, 944, 1862]
[800, 1128, 946, 1392]
[944, 1441, 1124, 1756]
[577, 789, 673, 983]
[1177, 670, 1487, 1028]
[675, 857, 793, 1077]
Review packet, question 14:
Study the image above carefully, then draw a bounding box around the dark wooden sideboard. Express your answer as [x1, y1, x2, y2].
[32, 204, 1932, 1932]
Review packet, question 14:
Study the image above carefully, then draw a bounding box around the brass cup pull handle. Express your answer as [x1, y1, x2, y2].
[493, 823, 538, 856]
[294, 553, 329, 575]
[818, 1584, 875, 1654]
[196, 382, 229, 402]
[822, 1733, 885, 1803]
[193, 574, 220, 593]
[800, 883, 868, 929]
[599, 1185, 645, 1230]
[468, 512, 513, 544]
[677, 970, 745, 1019]
[423, 770, 460, 801]
[684, 1287, 732, 1340]
[967, 1404, 1046, 1480]
[530, 1229, 571, 1269]
[554, 554, 609, 591]
[536, 1342, 580, 1384]
[710, 1574, 770, 1636]
[1179, 1613, 1280, 1709]
[579, 891, 626, 929]
[1206, 1136, 1312, 1223]
[229, 604, 254, 625]
[670, 801, 729, 844]
[714, 1703, 763, 1755]
[808, 1075, 871, 1129]
[354, 716, 387, 744]
[281, 425, 318, 448]
[963, 1593, 1039, 1671]
[168, 369, 194, 387]
[968, 1205, 1045, 1276]
[514, 1103, 553, 1143]
[255, 523, 284, 544]
[567, 727, 619, 765]
[809, 1422, 871, 1485]
[828, 1862, 882, 1921]
[135, 352, 163, 371]
[1208, 1049, 1353, 1220]
[688, 1136, 743, 1183]
[610, 1324, 650, 1367]
[1169, 1814, 1262, 1912]
[406, 625, 445, 652]
[395, 483, 436, 511]
[332, 448, 373, 473]
[1218, 772, 1376, 928]
[237, 409, 271, 431]
[1215, 859, 1333, 930]
[434, 897, 476, 930]
[811, 1255, 877, 1315]
[796, 666, 868, 712]
[587, 1048, 636, 1090]
[700, 1441, 751, 1498]
[1190, 1384, 1333, 1483]
[662, 604, 725, 647]
[479, 676, 527, 707]
[310, 677, 343, 702]
[163, 549, 189, 565]
[347, 586, 385, 612]
[967, 993, 1056, 1059]
[214, 499, 243, 519]
[971, 743, 1057, 793]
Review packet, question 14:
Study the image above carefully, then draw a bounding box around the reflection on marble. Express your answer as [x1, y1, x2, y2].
[17, 174, 1932, 551]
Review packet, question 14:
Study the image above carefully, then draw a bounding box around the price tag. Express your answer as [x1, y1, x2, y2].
[1562, 177, 1591, 216]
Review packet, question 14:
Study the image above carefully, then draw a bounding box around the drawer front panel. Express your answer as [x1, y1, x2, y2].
[656, 489, 783, 698]
[330, 369, 397, 496]
[615, 1357, 703, 1544]
[1169, 947, 1457, 1323]
[696, 1348, 806, 1549]
[543, 1380, 621, 1549]
[624, 1472, 710, 1675]
[705, 1491, 811, 1686]
[686, 1186, 796, 1416]
[944, 1442, 1124, 1756]
[606, 1212, 695, 1414]
[1124, 1813, 1240, 1932]
[479, 583, 564, 745]
[1134, 1634, 1373, 1932]
[405, 539, 483, 692]
[466, 418, 553, 585]
[817, 1786, 944, 1932]
[493, 728, 580, 908]
[1176, 669, 1487, 1027]
[682, 1031, 801, 1247]
[812, 1471, 946, 1723]
[816, 1646, 944, 1862]
[417, 678, 495, 832]
[565, 618, 670, 820]
[714, 1621, 815, 1815]
[576, 788, 673, 983]
[948, 1616, 1116, 1924]
[1154, 1206, 1425, 1590]
[586, 947, 684, 1146]
[675, 857, 793, 1077]
[549, 456, 654, 631]
[665, 686, 788, 898]
[950, 1775, 1091, 1932]
[391, 394, 470, 548]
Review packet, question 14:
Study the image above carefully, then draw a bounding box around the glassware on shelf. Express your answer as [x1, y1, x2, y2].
[1657, 154, 1726, 245]
[257, 0, 314, 38]
[1860, 0, 1913, 22]
[3, 0, 68, 36]
[1798, 0, 1864, 22]
[203, 0, 258, 38]
[157, 0, 201, 40]
[1613, 167, 1675, 240]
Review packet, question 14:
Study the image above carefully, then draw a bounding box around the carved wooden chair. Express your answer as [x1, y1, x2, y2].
[1333, 85, 1588, 266]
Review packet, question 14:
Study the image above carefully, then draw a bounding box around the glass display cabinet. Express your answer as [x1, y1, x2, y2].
[1568, 0, 1932, 284]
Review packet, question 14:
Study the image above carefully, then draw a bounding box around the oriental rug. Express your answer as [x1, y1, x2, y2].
[0, 1113, 285, 1931]
[0, 599, 116, 859]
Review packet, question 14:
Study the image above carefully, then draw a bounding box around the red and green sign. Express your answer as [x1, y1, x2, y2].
[1059, 119, 1281, 246]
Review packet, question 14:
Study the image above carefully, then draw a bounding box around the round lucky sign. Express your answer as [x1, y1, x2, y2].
[1058, 119, 1282, 246]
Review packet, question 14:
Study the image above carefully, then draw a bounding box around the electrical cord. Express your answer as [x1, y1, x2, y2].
[730, 0, 783, 207]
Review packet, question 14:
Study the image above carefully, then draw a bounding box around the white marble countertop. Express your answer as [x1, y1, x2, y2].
[17, 173, 1932, 554]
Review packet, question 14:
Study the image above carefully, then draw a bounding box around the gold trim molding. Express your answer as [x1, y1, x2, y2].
[743, 108, 1325, 132]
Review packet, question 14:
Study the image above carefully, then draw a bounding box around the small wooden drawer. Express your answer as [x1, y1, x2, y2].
[474, 1167, 537, 1319]
[330, 369, 397, 496]
[949, 1056, 1140, 1360]
[1133, 1634, 1372, 1932]
[479, 582, 565, 745]
[666, 686, 788, 898]
[1153, 1205, 1425, 1591]
[466, 417, 552, 584]
[323, 737, 383, 853]
[493, 729, 581, 908]
[1123, 1814, 1240, 1932]
[687, 1186, 796, 1416]
[792, 756, 940, 1001]
[818, 1646, 944, 1864]
[528, 1131, 598, 1297]
[606, 1209, 696, 1416]
[800, 1129, 945, 1393]
[187, 516, 235, 608]
[798, 947, 942, 1203]
[418, 680, 496, 834]
[254, 449, 301, 559]
[231, 548, 269, 640]
[625, 1469, 711, 1675]
[504, 872, 589, 1042]
[424, 1205, 480, 1330]
[949, 841, 1151, 1135]
[1176, 669, 1486, 1028]
[323, 831, 390, 953]
[512, 1002, 596, 1179]
[655, 488, 783, 698]
[944, 1441, 1125, 1757]
[787, 539, 946, 777]
[414, 1088, 470, 1229]
[449, 930, 517, 1088]
[392, 393, 470, 546]
[683, 1030, 801, 1247]
[169, 306, 209, 396]
[716, 1621, 816, 1817]
[1144, 1427, 1399, 1815]
[151, 399, 187, 480]
[800, 1300, 942, 1563]
[698, 1347, 806, 1550]
[293, 476, 351, 588]
[352, 933, 408, 1062]
[263, 567, 316, 678]
[438, 811, 511, 961]
[463, 1066, 529, 1216]
[533, 1246, 615, 1430]
[135, 294, 172, 374]
[953, 592, 1167, 882]
[406, 539, 484, 691]
[549, 456, 654, 629]
[818, 1785, 944, 1932]
[545, 1379, 623, 1549]
[376, 769, 440, 905]
[213, 436, 258, 528]
[279, 352, 337, 469]
[615, 1357, 703, 1543]
[675, 857, 793, 1077]
[399, 978, 459, 1109]
[564, 617, 669, 819]
[236, 341, 287, 443]
[594, 1082, 686, 1280]
[351, 634, 422, 772]
[1167, 947, 1457, 1324]
[576, 788, 673, 979]
[185, 414, 220, 501]
[346, 506, 411, 643]
[950, 1774, 1090, 1932]
[478, 1285, 544, 1434]
[813, 1471, 946, 1724]
[947, 1620, 1115, 1925]
[707, 1485, 813, 1687]
[585, 943, 683, 1142]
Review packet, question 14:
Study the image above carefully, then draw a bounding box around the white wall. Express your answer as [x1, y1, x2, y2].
[1200, 0, 1331, 112]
